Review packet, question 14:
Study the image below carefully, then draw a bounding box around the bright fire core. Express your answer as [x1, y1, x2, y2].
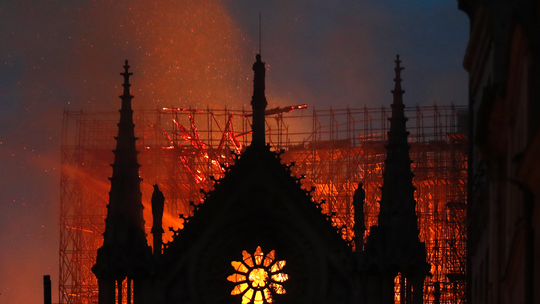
[228, 246, 288, 304]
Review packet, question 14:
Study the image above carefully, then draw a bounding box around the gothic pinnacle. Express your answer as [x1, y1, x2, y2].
[250, 54, 267, 146]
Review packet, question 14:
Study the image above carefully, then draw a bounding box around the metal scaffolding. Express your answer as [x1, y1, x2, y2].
[60, 105, 467, 304]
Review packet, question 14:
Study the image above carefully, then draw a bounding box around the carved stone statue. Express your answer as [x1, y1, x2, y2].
[353, 182, 366, 249]
[151, 184, 165, 256]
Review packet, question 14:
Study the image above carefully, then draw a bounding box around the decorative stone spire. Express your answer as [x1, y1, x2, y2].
[391, 54, 404, 106]
[378, 54, 416, 228]
[93, 61, 151, 304]
[250, 54, 267, 146]
[361, 55, 430, 304]
[103, 60, 147, 246]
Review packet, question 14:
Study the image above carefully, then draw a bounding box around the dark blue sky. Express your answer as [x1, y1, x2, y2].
[0, 1, 468, 303]
[224, 0, 469, 108]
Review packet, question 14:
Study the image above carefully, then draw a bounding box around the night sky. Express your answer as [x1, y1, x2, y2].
[0, 1, 468, 303]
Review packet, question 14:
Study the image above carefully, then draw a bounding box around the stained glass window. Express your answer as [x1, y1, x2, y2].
[228, 246, 289, 304]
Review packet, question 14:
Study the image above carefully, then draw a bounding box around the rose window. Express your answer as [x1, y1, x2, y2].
[228, 246, 289, 304]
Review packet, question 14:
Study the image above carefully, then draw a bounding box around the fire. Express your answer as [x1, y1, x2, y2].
[61, 105, 467, 304]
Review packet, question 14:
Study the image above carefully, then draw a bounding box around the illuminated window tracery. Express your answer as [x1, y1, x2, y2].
[228, 246, 288, 304]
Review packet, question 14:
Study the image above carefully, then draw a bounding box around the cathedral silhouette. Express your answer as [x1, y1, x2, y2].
[92, 55, 429, 304]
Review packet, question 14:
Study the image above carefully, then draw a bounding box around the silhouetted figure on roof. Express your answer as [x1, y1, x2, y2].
[353, 182, 366, 250]
[151, 184, 165, 257]
[251, 54, 267, 146]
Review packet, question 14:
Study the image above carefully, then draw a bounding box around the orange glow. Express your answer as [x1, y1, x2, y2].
[231, 283, 249, 296]
[227, 274, 246, 283]
[243, 250, 255, 267]
[108, 0, 252, 109]
[394, 273, 402, 304]
[242, 289, 254, 304]
[263, 250, 275, 267]
[254, 246, 264, 265]
[263, 288, 273, 303]
[253, 291, 264, 304]
[232, 261, 249, 274]
[271, 273, 288, 283]
[269, 261, 286, 273]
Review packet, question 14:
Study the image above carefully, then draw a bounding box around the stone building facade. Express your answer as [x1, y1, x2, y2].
[92, 55, 428, 304]
[458, 1, 540, 303]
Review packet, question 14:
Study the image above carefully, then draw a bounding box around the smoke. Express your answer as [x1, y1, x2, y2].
[0, 0, 251, 303]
